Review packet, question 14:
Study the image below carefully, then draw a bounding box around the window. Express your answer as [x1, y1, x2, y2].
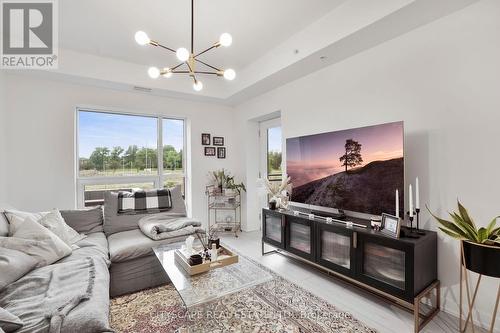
[267, 126, 283, 182]
[162, 118, 185, 194]
[76, 109, 186, 207]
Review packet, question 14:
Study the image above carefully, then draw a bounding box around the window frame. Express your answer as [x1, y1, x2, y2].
[259, 118, 283, 183]
[75, 106, 187, 209]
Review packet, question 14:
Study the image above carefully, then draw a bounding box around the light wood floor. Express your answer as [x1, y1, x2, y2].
[221, 231, 488, 333]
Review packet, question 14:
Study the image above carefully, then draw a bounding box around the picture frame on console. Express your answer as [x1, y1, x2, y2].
[381, 213, 401, 238]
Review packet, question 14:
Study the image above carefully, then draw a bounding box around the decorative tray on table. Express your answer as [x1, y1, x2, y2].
[174, 245, 239, 276]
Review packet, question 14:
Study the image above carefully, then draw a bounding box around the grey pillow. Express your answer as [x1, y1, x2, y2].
[0, 247, 38, 290]
[0, 215, 73, 269]
[0, 307, 23, 333]
[60, 206, 104, 234]
[103, 185, 187, 236]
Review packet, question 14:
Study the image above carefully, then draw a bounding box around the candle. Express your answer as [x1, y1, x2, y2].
[415, 177, 420, 210]
[395, 189, 399, 218]
[409, 184, 414, 217]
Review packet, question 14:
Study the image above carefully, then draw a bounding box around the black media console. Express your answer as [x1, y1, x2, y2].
[261, 207, 440, 333]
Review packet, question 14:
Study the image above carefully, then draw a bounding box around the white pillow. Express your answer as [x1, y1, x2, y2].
[38, 209, 86, 249]
[0, 216, 72, 267]
[4, 209, 49, 235]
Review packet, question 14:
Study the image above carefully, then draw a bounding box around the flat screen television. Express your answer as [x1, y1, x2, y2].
[286, 121, 404, 217]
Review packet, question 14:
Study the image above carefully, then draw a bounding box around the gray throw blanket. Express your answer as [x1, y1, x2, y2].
[138, 214, 203, 240]
[0, 256, 111, 333]
[118, 189, 172, 215]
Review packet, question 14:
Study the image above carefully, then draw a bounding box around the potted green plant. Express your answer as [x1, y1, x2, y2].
[225, 176, 246, 195]
[428, 201, 500, 278]
[208, 169, 246, 196]
[209, 169, 228, 193]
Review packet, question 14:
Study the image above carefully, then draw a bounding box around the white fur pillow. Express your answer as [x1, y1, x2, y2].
[38, 209, 86, 249]
[0, 216, 72, 267]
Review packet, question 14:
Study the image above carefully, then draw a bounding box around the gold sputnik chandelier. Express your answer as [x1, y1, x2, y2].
[134, 0, 235, 92]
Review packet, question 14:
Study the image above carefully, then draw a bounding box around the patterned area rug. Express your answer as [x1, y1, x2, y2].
[110, 255, 377, 333]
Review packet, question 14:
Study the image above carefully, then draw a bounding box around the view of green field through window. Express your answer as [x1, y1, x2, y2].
[78, 111, 185, 206]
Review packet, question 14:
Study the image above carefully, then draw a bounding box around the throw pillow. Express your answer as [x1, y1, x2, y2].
[0, 307, 23, 333]
[0, 216, 72, 267]
[60, 206, 104, 234]
[0, 204, 17, 237]
[38, 209, 86, 249]
[0, 212, 8, 237]
[4, 209, 48, 236]
[0, 247, 38, 290]
[103, 185, 186, 236]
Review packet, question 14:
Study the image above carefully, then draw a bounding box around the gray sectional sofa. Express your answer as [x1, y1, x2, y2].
[0, 185, 193, 332]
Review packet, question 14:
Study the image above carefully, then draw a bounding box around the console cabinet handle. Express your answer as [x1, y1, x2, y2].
[353, 232, 357, 249]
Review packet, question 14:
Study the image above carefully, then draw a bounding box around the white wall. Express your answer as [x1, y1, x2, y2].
[0, 71, 6, 204]
[3, 74, 238, 225]
[236, 0, 499, 328]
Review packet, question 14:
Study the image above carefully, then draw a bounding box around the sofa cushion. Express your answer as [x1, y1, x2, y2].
[0, 307, 24, 332]
[60, 206, 104, 234]
[104, 185, 186, 236]
[38, 209, 86, 248]
[0, 248, 38, 290]
[58, 232, 110, 266]
[107, 229, 189, 263]
[110, 255, 168, 297]
[0, 216, 72, 268]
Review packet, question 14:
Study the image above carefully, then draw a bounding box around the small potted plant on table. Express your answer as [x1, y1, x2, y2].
[208, 226, 221, 249]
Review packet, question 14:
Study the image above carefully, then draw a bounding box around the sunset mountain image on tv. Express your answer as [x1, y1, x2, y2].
[286, 121, 404, 217]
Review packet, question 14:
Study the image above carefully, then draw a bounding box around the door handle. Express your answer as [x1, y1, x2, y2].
[353, 232, 357, 249]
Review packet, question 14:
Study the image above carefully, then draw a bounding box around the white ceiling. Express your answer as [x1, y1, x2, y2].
[29, 0, 479, 104]
[60, 0, 344, 71]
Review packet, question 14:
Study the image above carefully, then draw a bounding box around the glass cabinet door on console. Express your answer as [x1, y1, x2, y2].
[262, 210, 285, 248]
[356, 235, 413, 301]
[315, 223, 355, 277]
[285, 216, 315, 260]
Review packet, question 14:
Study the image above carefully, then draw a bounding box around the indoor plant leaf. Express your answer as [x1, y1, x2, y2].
[438, 227, 464, 240]
[448, 212, 479, 241]
[486, 216, 499, 235]
[426, 207, 465, 233]
[477, 227, 488, 243]
[449, 212, 480, 241]
[434, 214, 468, 238]
[457, 200, 476, 228]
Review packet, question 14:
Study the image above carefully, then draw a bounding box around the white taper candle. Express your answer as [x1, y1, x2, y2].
[395, 189, 399, 218]
[409, 184, 414, 217]
[415, 177, 420, 209]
